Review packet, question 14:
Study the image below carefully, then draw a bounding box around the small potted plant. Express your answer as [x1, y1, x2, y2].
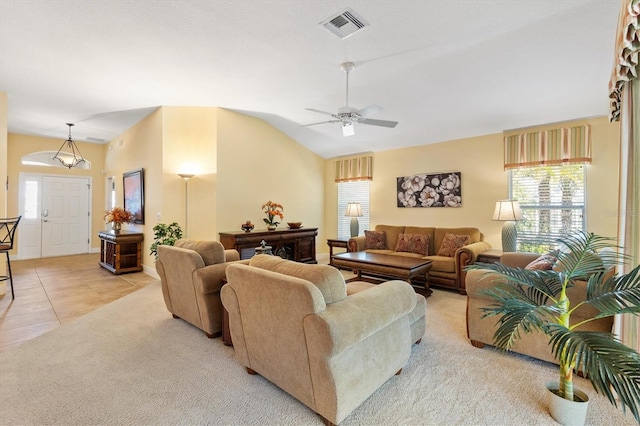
[468, 231, 640, 424]
[149, 222, 183, 259]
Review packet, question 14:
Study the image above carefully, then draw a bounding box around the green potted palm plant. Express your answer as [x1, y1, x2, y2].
[149, 222, 183, 259]
[468, 231, 640, 424]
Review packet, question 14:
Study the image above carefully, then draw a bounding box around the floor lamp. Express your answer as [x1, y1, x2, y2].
[345, 202, 363, 238]
[178, 173, 195, 237]
[492, 200, 522, 252]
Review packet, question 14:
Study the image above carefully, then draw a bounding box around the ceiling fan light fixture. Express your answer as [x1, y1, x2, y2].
[303, 61, 398, 136]
[53, 123, 86, 169]
[342, 122, 355, 137]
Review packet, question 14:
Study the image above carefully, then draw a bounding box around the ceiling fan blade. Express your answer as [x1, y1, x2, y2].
[359, 118, 398, 128]
[305, 108, 336, 117]
[303, 119, 340, 127]
[356, 104, 383, 117]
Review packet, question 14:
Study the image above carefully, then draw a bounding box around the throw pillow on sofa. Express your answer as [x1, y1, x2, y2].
[365, 230, 387, 250]
[436, 233, 470, 257]
[395, 233, 430, 255]
[525, 253, 557, 271]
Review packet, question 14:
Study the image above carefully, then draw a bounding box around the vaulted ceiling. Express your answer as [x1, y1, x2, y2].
[0, 1, 620, 159]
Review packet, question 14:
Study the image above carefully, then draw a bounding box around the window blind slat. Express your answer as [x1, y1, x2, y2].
[510, 164, 585, 253]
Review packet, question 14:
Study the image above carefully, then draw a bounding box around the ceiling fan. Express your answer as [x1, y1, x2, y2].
[304, 62, 398, 137]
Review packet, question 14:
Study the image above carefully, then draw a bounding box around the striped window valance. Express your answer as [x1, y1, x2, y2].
[503, 125, 592, 170]
[334, 156, 373, 182]
[609, 0, 639, 121]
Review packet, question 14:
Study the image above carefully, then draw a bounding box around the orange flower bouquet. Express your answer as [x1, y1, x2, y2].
[262, 200, 284, 228]
[104, 207, 134, 224]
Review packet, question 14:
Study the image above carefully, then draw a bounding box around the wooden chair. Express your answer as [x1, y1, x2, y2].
[0, 216, 22, 299]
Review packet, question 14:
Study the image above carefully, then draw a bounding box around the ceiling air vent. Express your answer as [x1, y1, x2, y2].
[320, 8, 369, 39]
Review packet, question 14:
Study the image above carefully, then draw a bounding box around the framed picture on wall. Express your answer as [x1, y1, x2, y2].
[123, 168, 145, 224]
[397, 171, 462, 208]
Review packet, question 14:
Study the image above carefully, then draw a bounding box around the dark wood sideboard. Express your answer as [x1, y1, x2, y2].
[219, 228, 318, 263]
[98, 230, 144, 274]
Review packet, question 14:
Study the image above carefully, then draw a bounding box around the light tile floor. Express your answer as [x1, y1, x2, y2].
[0, 253, 158, 352]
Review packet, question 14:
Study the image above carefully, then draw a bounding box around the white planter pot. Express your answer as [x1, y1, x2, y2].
[546, 381, 590, 426]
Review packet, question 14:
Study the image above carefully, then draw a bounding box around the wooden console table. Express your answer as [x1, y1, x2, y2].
[219, 228, 318, 263]
[98, 230, 144, 274]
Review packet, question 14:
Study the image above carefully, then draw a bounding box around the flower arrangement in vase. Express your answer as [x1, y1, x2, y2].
[104, 207, 134, 232]
[262, 201, 284, 230]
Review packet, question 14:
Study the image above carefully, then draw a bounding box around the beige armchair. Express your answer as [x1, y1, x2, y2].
[466, 252, 614, 365]
[156, 239, 247, 338]
[221, 255, 422, 425]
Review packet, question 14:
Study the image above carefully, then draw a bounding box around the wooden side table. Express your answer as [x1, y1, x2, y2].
[327, 238, 349, 266]
[476, 249, 503, 264]
[98, 230, 144, 274]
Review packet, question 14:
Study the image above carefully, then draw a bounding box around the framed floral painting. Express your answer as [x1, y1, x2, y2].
[397, 172, 461, 208]
[123, 168, 145, 224]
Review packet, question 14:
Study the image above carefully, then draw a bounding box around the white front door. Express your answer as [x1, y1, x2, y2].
[18, 174, 91, 259]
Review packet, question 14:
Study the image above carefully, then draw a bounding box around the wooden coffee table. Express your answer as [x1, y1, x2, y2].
[331, 252, 432, 295]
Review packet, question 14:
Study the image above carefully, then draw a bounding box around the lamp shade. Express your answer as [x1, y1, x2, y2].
[492, 200, 522, 222]
[345, 202, 363, 217]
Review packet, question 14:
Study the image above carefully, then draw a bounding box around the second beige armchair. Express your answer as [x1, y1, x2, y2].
[221, 255, 424, 425]
[156, 239, 246, 338]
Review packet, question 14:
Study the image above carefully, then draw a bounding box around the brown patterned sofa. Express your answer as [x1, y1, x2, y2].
[347, 225, 491, 294]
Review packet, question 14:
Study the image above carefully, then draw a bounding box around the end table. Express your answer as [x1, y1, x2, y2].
[327, 238, 349, 266]
[476, 249, 503, 264]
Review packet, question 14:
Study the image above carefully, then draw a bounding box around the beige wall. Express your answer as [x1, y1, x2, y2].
[217, 109, 326, 244]
[104, 107, 162, 269]
[7, 133, 107, 250]
[0, 93, 6, 279]
[0, 92, 7, 216]
[161, 106, 218, 241]
[324, 116, 620, 251]
[4, 108, 621, 267]
[104, 106, 326, 271]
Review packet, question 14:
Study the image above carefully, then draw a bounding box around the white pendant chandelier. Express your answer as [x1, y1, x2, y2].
[53, 123, 86, 169]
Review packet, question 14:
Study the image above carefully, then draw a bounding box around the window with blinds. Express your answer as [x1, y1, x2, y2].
[509, 164, 586, 253]
[337, 181, 370, 240]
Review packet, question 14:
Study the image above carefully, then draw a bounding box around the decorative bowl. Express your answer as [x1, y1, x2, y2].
[287, 222, 302, 229]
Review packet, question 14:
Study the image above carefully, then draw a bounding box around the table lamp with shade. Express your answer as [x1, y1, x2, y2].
[345, 202, 363, 238]
[492, 200, 522, 252]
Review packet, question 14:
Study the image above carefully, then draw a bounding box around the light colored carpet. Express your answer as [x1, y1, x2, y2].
[0, 282, 636, 425]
